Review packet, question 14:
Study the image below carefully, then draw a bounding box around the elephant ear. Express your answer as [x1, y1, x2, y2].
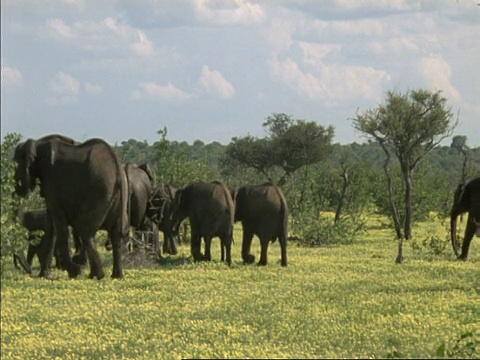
[35, 139, 58, 167]
[138, 163, 153, 183]
[173, 188, 184, 208]
[13, 139, 37, 196]
[33, 141, 59, 198]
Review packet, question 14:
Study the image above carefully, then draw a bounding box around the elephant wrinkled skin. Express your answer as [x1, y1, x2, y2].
[171, 181, 234, 265]
[235, 183, 288, 267]
[450, 176, 480, 260]
[13, 135, 129, 279]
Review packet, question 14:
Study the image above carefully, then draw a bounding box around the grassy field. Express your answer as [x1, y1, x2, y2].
[1, 215, 479, 359]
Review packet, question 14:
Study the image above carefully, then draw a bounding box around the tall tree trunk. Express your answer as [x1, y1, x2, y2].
[403, 168, 413, 240]
[380, 144, 403, 240]
[334, 168, 349, 224]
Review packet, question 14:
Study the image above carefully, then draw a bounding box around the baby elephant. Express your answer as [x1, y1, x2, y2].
[14, 206, 73, 274]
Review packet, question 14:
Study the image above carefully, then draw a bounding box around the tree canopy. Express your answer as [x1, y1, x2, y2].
[226, 113, 334, 185]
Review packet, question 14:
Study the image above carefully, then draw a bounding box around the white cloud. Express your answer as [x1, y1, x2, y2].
[84, 82, 103, 95]
[1, 64, 23, 87]
[421, 56, 461, 102]
[47, 71, 79, 105]
[129, 30, 154, 56]
[299, 42, 341, 65]
[334, 0, 410, 11]
[199, 65, 235, 99]
[47, 18, 73, 38]
[269, 55, 391, 105]
[46, 17, 154, 57]
[194, 0, 265, 25]
[131, 82, 190, 102]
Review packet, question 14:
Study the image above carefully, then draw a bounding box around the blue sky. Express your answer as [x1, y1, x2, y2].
[2, 0, 479, 146]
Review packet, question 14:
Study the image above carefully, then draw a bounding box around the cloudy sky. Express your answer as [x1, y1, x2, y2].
[2, 0, 479, 146]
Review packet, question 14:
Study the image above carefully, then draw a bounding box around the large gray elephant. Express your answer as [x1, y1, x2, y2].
[74, 163, 156, 262]
[148, 184, 178, 256]
[450, 176, 480, 260]
[171, 181, 234, 265]
[235, 183, 288, 266]
[13, 135, 129, 279]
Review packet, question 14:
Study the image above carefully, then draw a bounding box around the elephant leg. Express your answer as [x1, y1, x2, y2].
[13, 251, 32, 274]
[242, 230, 255, 264]
[279, 234, 288, 267]
[54, 225, 81, 278]
[203, 236, 212, 261]
[258, 237, 269, 266]
[81, 235, 104, 280]
[72, 232, 87, 266]
[37, 225, 57, 278]
[191, 231, 202, 262]
[220, 239, 225, 262]
[151, 226, 161, 257]
[162, 231, 169, 255]
[26, 243, 37, 268]
[169, 237, 178, 255]
[221, 233, 232, 266]
[109, 230, 124, 279]
[163, 231, 178, 256]
[459, 216, 475, 261]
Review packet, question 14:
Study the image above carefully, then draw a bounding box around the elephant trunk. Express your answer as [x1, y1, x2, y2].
[450, 213, 461, 257]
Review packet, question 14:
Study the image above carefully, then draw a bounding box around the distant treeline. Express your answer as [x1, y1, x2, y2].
[114, 137, 480, 189]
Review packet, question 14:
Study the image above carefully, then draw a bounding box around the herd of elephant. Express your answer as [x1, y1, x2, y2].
[12, 134, 479, 280]
[12, 134, 288, 280]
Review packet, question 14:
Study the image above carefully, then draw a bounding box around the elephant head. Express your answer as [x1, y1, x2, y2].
[171, 188, 186, 236]
[13, 134, 77, 198]
[13, 139, 53, 197]
[13, 139, 44, 197]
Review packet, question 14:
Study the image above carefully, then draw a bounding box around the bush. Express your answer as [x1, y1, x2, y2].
[291, 211, 366, 247]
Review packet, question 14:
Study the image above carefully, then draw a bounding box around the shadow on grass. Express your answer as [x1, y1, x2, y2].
[155, 254, 193, 268]
[121, 250, 194, 270]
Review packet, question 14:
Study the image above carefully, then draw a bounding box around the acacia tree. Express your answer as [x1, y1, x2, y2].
[226, 113, 334, 186]
[353, 89, 457, 263]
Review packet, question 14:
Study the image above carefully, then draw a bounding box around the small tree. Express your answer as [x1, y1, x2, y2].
[353, 89, 457, 263]
[226, 113, 334, 185]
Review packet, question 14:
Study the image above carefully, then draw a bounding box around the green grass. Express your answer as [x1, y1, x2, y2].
[1, 215, 479, 359]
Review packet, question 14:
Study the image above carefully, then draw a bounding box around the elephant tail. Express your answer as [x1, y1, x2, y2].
[450, 212, 461, 257]
[122, 163, 131, 237]
[275, 186, 288, 238]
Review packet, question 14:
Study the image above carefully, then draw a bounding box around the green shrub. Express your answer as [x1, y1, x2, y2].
[292, 211, 366, 247]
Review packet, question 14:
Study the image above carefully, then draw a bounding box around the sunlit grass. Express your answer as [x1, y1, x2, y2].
[1, 215, 479, 359]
